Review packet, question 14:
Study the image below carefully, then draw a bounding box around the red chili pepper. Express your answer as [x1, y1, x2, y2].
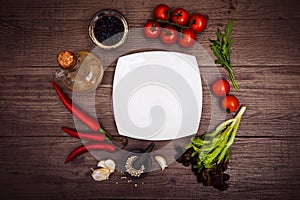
[61, 127, 106, 142]
[65, 142, 116, 163]
[50, 81, 101, 132]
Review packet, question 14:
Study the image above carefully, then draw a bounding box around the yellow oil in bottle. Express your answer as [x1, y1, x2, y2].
[55, 51, 104, 93]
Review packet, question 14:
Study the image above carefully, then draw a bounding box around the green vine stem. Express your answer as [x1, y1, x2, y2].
[150, 19, 191, 29]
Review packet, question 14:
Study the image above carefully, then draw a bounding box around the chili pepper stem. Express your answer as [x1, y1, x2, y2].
[98, 128, 112, 140]
[98, 129, 128, 149]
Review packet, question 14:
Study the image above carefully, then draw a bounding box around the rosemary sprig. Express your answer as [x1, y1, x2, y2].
[210, 19, 240, 91]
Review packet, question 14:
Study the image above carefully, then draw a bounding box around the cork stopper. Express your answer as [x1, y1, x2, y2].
[57, 51, 77, 69]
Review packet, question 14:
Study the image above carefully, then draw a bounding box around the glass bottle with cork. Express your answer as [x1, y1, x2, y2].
[55, 51, 104, 93]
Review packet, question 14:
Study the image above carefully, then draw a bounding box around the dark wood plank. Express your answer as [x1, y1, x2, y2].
[0, 66, 299, 137]
[1, 0, 300, 199]
[0, 137, 299, 199]
[1, 18, 300, 67]
[1, 0, 300, 20]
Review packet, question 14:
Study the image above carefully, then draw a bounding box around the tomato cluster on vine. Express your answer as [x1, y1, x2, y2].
[144, 4, 208, 48]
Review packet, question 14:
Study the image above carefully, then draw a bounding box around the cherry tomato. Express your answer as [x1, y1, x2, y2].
[212, 78, 230, 97]
[153, 4, 170, 21]
[189, 14, 207, 33]
[171, 8, 189, 26]
[178, 29, 196, 48]
[144, 21, 161, 38]
[222, 95, 240, 113]
[160, 26, 178, 45]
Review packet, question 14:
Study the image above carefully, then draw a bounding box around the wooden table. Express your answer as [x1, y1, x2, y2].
[1, 0, 300, 199]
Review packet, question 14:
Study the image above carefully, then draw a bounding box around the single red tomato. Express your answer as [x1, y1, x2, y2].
[153, 4, 170, 21]
[222, 95, 240, 113]
[160, 26, 178, 45]
[171, 8, 189, 26]
[144, 21, 161, 38]
[189, 14, 207, 33]
[178, 29, 196, 48]
[212, 78, 230, 97]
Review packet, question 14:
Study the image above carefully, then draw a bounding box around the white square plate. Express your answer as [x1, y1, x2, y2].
[112, 51, 202, 140]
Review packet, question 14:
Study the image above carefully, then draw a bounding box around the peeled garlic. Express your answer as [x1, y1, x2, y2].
[154, 155, 167, 171]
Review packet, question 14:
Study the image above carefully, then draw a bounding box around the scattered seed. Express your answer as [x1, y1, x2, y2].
[125, 155, 145, 177]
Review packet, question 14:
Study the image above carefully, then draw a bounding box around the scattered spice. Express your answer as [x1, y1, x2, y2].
[125, 155, 145, 177]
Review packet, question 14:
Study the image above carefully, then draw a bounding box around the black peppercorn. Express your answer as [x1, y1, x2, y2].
[94, 16, 125, 46]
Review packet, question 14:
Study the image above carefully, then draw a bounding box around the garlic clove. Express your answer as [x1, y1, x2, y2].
[105, 159, 116, 173]
[92, 168, 110, 181]
[93, 159, 116, 181]
[100, 167, 111, 176]
[97, 160, 106, 168]
[154, 155, 167, 171]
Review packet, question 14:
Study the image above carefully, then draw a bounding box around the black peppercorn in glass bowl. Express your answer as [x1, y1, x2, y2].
[89, 9, 128, 50]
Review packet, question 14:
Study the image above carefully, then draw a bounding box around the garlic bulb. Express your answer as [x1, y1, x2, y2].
[154, 155, 167, 171]
[92, 159, 116, 181]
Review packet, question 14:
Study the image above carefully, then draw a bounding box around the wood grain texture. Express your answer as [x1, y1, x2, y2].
[0, 66, 299, 138]
[1, 0, 300, 67]
[0, 19, 300, 67]
[0, 137, 299, 199]
[1, 0, 300, 20]
[0, 0, 300, 199]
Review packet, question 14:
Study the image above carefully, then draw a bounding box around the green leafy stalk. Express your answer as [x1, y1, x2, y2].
[189, 106, 246, 174]
[177, 105, 246, 190]
[210, 19, 240, 91]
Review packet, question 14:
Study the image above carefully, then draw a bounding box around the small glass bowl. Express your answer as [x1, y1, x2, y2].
[88, 9, 129, 50]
